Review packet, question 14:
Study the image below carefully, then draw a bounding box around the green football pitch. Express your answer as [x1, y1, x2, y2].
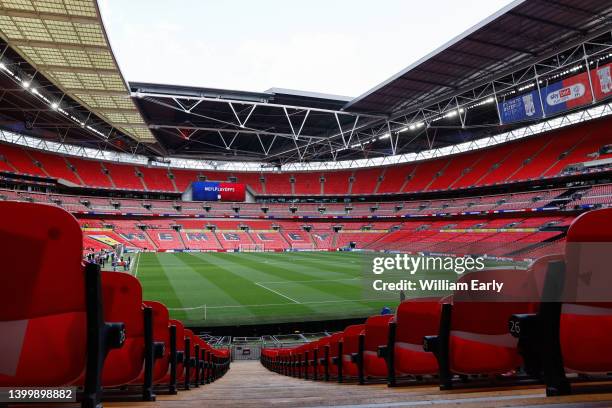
[132, 251, 400, 327]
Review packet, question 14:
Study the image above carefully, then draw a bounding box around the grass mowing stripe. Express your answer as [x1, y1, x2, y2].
[159, 252, 249, 321]
[247, 251, 363, 277]
[136, 252, 401, 326]
[210, 252, 360, 302]
[219, 252, 392, 314]
[137, 253, 185, 319]
[177, 253, 265, 306]
[189, 252, 319, 323]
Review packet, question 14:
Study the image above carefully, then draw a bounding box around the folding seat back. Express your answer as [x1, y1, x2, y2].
[305, 340, 319, 376]
[341, 324, 365, 377]
[449, 268, 538, 375]
[317, 336, 332, 376]
[363, 315, 394, 377]
[166, 319, 185, 381]
[101, 272, 145, 386]
[394, 298, 442, 375]
[213, 348, 230, 359]
[295, 343, 307, 369]
[131, 301, 169, 384]
[0, 202, 87, 386]
[327, 333, 343, 375]
[184, 329, 197, 378]
[561, 208, 612, 373]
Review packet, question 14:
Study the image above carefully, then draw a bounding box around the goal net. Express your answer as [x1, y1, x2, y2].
[290, 242, 316, 251]
[239, 244, 265, 252]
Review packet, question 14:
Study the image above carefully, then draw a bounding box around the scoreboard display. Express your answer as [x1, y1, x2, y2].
[191, 181, 245, 202]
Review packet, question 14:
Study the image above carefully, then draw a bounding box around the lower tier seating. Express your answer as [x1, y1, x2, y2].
[0, 202, 230, 407]
[262, 208, 612, 396]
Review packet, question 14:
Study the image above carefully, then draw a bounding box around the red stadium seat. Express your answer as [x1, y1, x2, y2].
[327, 333, 343, 379]
[183, 329, 196, 389]
[382, 298, 443, 386]
[512, 208, 612, 396]
[130, 301, 169, 396]
[0, 202, 124, 408]
[362, 315, 394, 381]
[316, 336, 332, 380]
[161, 318, 185, 392]
[339, 324, 365, 383]
[99, 272, 149, 394]
[425, 268, 540, 389]
[210, 347, 231, 380]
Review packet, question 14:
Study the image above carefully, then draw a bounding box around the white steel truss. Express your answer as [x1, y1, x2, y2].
[2, 101, 610, 172]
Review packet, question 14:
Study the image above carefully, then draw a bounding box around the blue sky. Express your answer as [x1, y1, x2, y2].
[99, 0, 515, 97]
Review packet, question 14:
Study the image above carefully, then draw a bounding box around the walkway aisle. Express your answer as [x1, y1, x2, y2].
[107, 361, 612, 408]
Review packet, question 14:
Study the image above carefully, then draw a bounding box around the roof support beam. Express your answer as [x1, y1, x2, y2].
[508, 11, 586, 34]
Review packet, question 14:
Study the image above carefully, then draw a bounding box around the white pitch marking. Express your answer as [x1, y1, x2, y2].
[133, 252, 142, 277]
[253, 282, 300, 304]
[256, 277, 360, 285]
[166, 297, 396, 311]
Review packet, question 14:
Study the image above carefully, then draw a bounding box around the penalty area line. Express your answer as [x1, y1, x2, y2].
[254, 282, 300, 304]
[133, 252, 141, 278]
[167, 297, 398, 311]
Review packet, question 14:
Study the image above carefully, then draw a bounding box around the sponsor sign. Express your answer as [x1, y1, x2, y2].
[87, 234, 120, 246]
[498, 90, 543, 124]
[192, 182, 245, 202]
[591, 62, 612, 101]
[540, 71, 592, 115]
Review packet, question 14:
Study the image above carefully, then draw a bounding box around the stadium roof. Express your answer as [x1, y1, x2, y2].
[345, 0, 612, 115]
[130, 82, 384, 162]
[0, 0, 610, 164]
[0, 0, 155, 144]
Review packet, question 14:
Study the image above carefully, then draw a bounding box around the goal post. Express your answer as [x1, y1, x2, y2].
[290, 242, 316, 251]
[239, 243, 265, 252]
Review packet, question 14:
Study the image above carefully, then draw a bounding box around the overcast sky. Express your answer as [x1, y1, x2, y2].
[98, 0, 515, 98]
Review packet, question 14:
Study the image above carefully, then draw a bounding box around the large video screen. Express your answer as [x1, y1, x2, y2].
[191, 181, 245, 202]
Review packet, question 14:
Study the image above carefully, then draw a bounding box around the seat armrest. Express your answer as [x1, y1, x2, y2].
[377, 345, 387, 358]
[350, 352, 360, 364]
[105, 322, 125, 350]
[330, 356, 338, 365]
[176, 350, 184, 363]
[153, 341, 165, 359]
[509, 313, 538, 339]
[423, 335, 438, 353]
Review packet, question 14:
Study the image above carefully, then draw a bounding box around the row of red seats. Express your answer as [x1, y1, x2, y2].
[3, 185, 584, 217]
[0, 202, 230, 408]
[80, 216, 568, 256]
[1, 117, 609, 195]
[262, 208, 612, 396]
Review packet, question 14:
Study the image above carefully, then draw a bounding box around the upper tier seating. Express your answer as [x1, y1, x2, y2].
[0, 117, 609, 196]
[138, 166, 175, 192]
[0, 143, 47, 177]
[28, 150, 81, 185]
[350, 168, 382, 195]
[293, 172, 322, 195]
[69, 157, 114, 188]
[103, 163, 144, 190]
[322, 170, 352, 195]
